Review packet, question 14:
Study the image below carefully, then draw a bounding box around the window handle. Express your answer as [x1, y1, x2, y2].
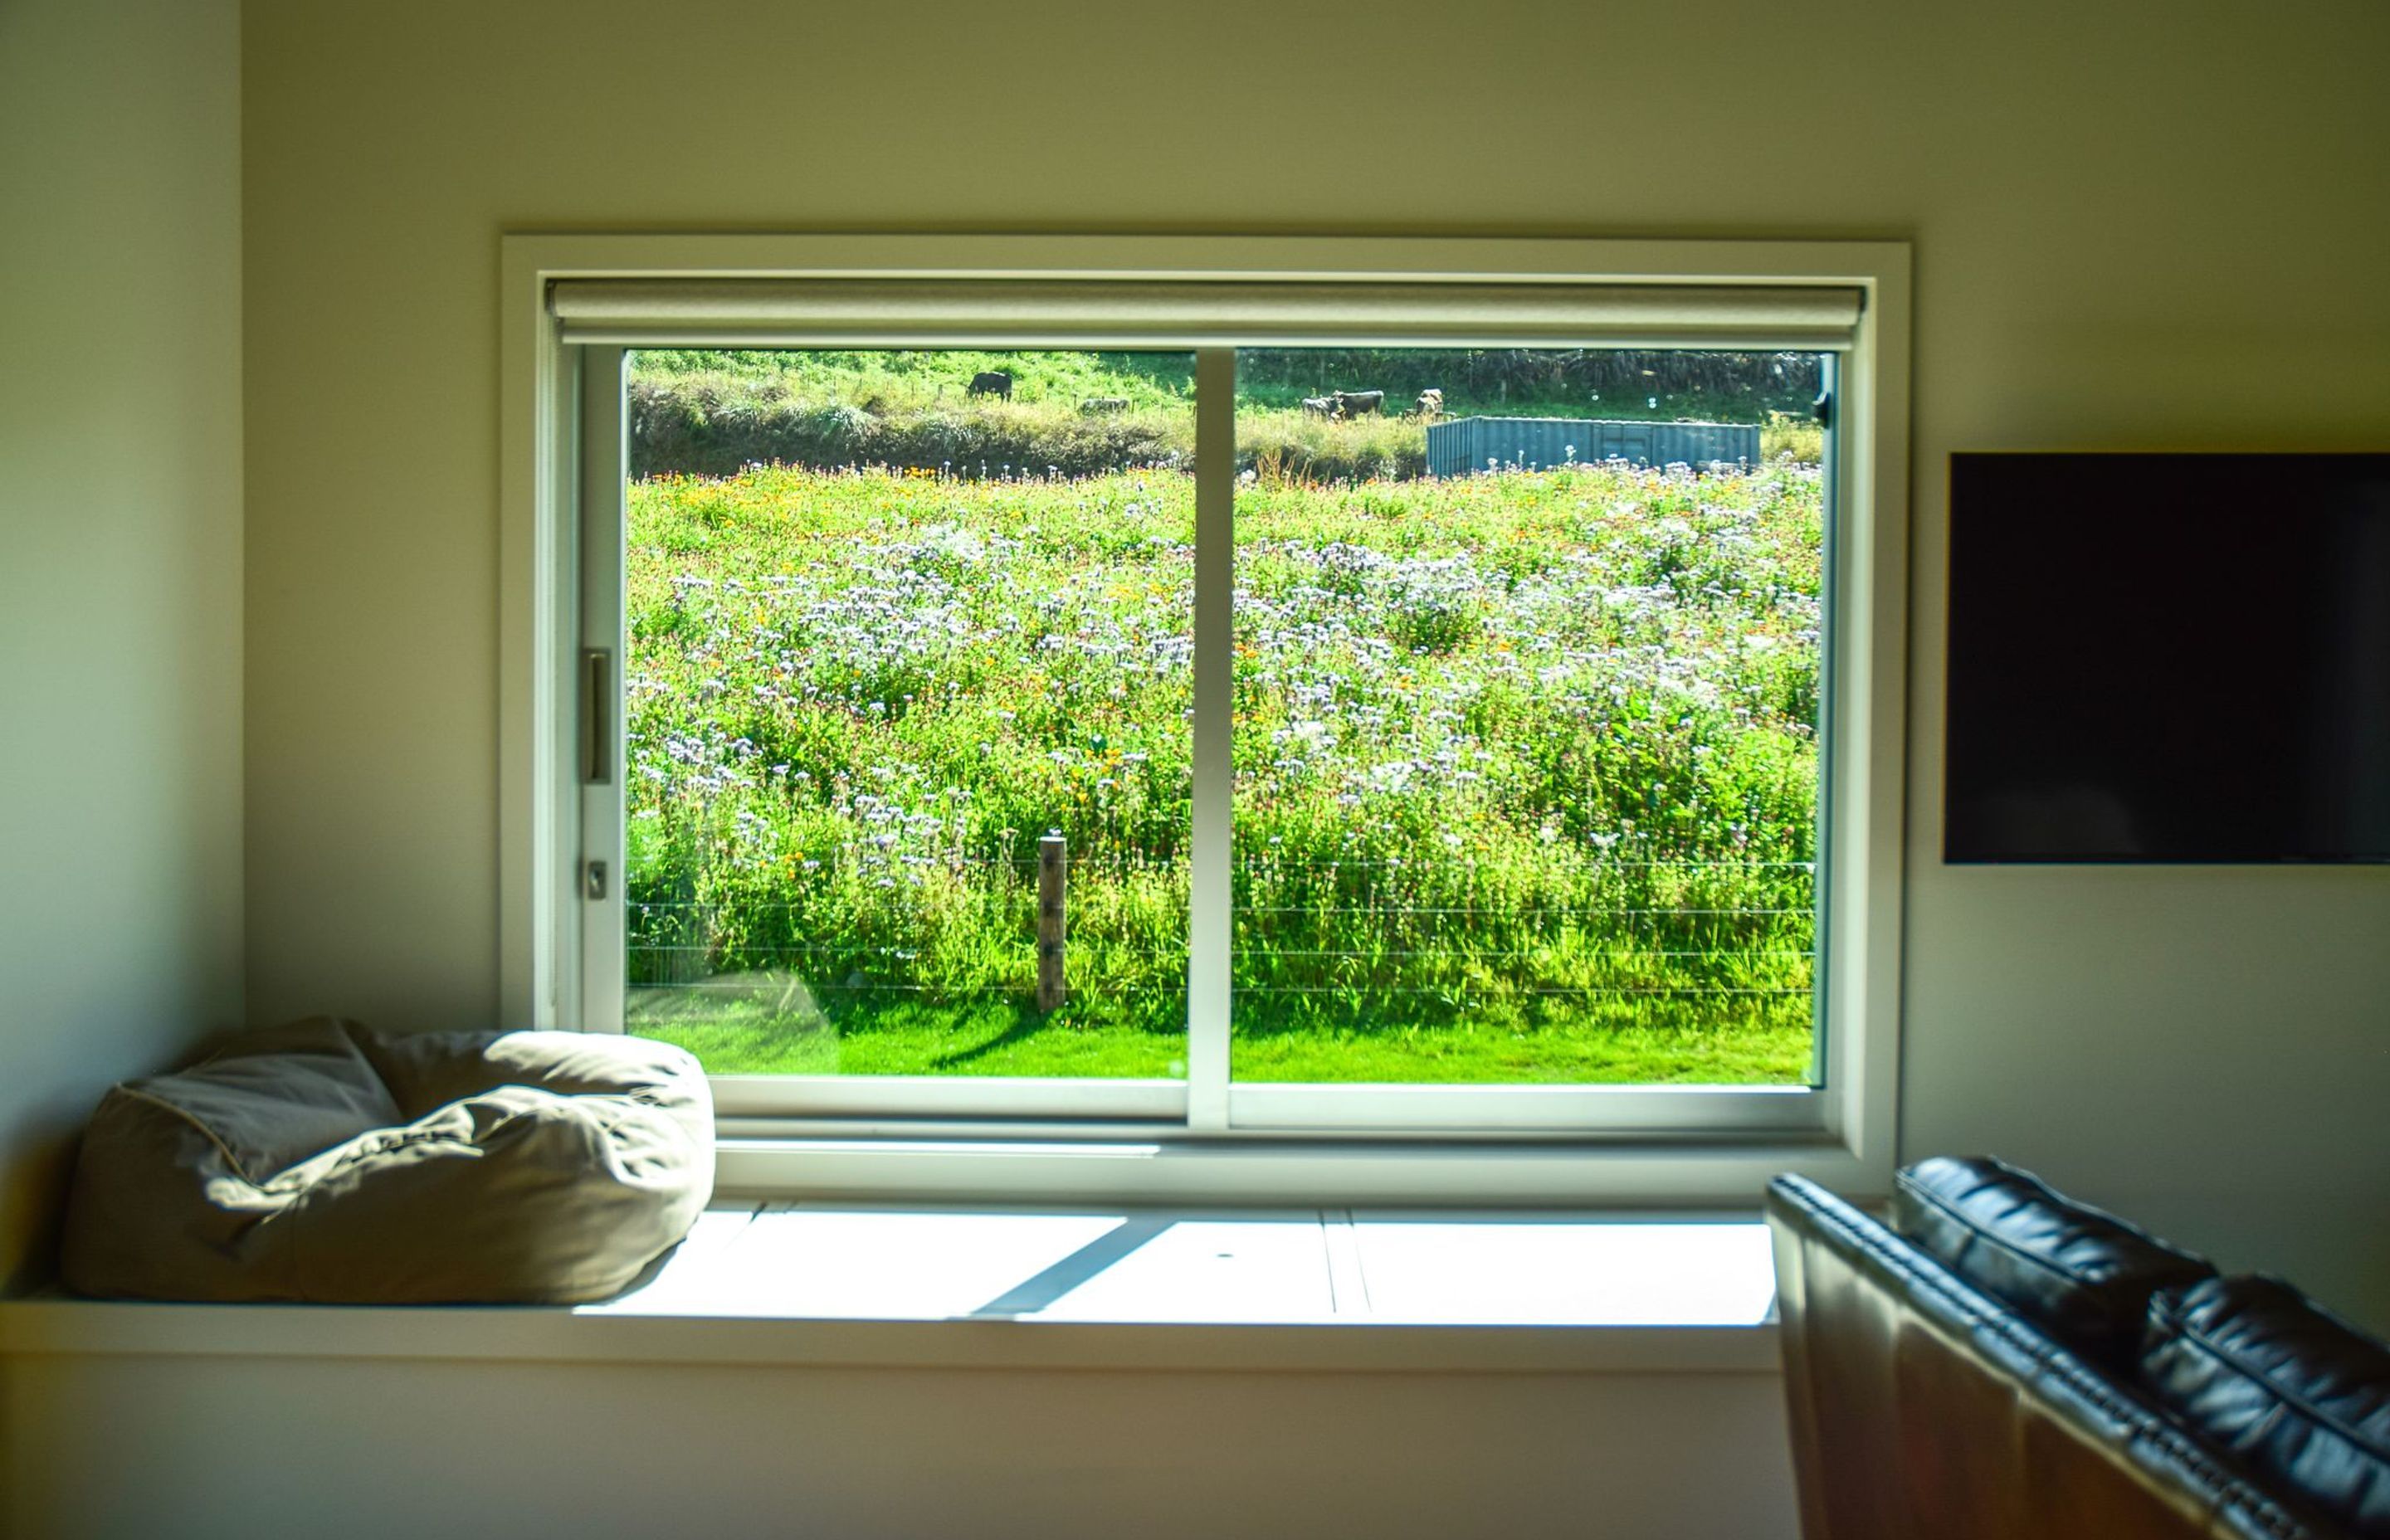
[582, 648, 611, 784]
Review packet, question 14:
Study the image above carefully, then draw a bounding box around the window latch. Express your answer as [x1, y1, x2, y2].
[584, 860, 607, 902]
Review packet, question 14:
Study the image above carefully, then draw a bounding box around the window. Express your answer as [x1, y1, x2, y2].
[612, 348, 1200, 1094]
[501, 236, 1910, 1202]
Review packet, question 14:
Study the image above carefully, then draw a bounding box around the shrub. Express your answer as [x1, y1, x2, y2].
[628, 378, 1822, 483]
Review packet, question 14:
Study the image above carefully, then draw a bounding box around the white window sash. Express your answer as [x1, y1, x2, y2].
[575, 332, 1838, 1134]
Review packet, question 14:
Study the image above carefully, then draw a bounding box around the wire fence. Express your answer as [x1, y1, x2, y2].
[626, 849, 1817, 1028]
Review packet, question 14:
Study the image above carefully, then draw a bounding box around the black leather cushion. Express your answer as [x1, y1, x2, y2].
[1894, 1156, 2214, 1352]
[1770, 1176, 2329, 1540]
[2144, 1276, 2390, 1538]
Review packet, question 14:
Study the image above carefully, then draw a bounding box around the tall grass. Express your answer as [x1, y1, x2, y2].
[622, 459, 1822, 1084]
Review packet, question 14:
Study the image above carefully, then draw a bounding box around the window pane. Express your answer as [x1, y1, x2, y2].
[622, 350, 1196, 1077]
[1229, 349, 1825, 1085]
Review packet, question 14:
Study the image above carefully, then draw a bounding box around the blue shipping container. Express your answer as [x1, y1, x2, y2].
[1425, 417, 1762, 478]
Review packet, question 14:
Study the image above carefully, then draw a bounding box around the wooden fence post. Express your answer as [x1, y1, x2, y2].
[1036, 831, 1066, 1012]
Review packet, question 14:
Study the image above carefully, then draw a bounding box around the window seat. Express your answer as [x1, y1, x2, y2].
[0, 1204, 1781, 1374]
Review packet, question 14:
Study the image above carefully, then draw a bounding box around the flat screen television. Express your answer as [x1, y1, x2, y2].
[1944, 452, 2390, 863]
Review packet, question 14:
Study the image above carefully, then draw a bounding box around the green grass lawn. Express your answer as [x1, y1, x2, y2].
[631, 992, 1813, 1084]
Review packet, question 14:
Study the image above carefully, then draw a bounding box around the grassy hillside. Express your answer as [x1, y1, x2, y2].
[622, 459, 1822, 1084]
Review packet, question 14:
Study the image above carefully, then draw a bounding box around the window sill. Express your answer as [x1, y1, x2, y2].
[712, 1132, 1874, 1208]
[0, 1204, 1783, 1375]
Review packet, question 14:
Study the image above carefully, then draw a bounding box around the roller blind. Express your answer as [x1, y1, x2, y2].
[549, 278, 1865, 351]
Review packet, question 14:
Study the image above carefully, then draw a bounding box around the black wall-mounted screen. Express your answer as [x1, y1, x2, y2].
[1945, 453, 2390, 863]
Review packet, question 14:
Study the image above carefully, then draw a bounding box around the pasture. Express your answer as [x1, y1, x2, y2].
[622, 454, 1822, 1085]
[627, 348, 1827, 481]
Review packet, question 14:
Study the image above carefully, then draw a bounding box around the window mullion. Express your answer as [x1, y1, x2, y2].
[1186, 347, 1236, 1129]
[576, 344, 628, 1035]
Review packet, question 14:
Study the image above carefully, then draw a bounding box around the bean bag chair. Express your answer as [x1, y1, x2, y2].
[60, 1016, 714, 1304]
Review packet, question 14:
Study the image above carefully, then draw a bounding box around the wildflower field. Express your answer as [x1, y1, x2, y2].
[624, 456, 1823, 1085]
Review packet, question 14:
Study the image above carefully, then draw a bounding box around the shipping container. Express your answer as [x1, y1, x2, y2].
[1425, 417, 1761, 478]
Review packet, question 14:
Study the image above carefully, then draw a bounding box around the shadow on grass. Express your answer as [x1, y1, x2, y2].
[924, 1004, 1067, 1072]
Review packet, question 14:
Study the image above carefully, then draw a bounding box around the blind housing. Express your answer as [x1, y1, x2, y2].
[550, 276, 1863, 352]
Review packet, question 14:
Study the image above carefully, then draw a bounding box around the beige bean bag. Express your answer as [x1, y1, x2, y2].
[61, 1017, 714, 1304]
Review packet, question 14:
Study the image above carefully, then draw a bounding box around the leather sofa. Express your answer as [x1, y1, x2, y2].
[1767, 1157, 2390, 1539]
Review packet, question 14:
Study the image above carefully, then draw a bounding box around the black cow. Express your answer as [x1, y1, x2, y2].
[1300, 395, 1338, 418]
[1333, 389, 1385, 417]
[968, 371, 1013, 399]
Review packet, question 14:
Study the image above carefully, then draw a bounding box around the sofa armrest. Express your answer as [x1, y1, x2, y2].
[1767, 1176, 2329, 1540]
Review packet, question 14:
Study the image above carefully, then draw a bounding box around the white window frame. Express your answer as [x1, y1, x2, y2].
[500, 234, 1910, 1205]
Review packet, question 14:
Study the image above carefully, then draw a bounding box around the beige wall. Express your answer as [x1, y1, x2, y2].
[0, 0, 245, 1291]
[241, 0, 2390, 1315]
[3, 1353, 1791, 1540]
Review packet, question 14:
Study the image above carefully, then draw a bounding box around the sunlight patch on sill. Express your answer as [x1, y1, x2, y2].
[583, 1203, 1779, 1328]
